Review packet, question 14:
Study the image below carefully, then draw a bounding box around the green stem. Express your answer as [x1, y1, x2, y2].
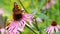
[26, 25, 37, 34]
[4, 16, 8, 27]
[18, 0, 28, 13]
[35, 19, 42, 34]
[35, 19, 40, 31]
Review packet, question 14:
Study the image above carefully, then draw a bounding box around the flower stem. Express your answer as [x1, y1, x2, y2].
[26, 25, 37, 34]
[35, 19, 40, 31]
[35, 19, 42, 34]
[18, 0, 28, 13]
[4, 16, 8, 27]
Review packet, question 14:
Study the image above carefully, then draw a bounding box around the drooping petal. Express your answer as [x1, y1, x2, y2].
[6, 20, 25, 33]
[18, 21, 25, 32]
[7, 22, 16, 31]
[13, 24, 18, 32]
[46, 26, 54, 34]
[7, 29, 20, 34]
[46, 26, 51, 32]
[20, 20, 26, 28]
[49, 26, 54, 34]
[57, 25, 60, 29]
[54, 26, 59, 32]
[48, 26, 52, 34]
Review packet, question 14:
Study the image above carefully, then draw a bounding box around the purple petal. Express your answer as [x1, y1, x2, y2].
[49, 26, 54, 34]
[46, 26, 54, 34]
[54, 26, 59, 32]
[46, 26, 51, 32]
[57, 25, 60, 29]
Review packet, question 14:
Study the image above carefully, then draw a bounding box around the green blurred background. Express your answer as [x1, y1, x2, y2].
[0, 0, 60, 34]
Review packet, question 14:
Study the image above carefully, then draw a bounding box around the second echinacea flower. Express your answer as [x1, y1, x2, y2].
[46, 21, 60, 34]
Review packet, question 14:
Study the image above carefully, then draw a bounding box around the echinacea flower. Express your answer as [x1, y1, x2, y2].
[6, 14, 34, 34]
[42, 0, 56, 10]
[46, 21, 60, 34]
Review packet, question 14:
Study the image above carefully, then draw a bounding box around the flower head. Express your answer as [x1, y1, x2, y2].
[6, 14, 34, 34]
[46, 21, 60, 34]
[51, 21, 57, 26]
